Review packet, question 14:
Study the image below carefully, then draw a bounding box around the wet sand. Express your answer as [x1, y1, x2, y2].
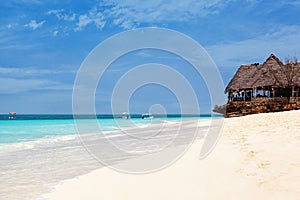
[42, 110, 300, 200]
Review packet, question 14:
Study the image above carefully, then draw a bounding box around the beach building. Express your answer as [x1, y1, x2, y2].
[214, 54, 300, 117]
[225, 54, 300, 102]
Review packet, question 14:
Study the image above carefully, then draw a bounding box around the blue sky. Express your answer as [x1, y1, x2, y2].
[0, 0, 300, 114]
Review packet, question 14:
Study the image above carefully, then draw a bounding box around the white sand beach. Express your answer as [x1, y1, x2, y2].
[42, 110, 300, 200]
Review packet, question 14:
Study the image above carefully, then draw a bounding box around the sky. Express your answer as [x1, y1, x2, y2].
[0, 0, 300, 114]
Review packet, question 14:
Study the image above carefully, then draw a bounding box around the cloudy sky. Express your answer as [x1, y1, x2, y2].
[1, 0, 300, 114]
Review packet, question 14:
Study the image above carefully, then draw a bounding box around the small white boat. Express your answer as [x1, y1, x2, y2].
[9, 112, 17, 120]
[115, 112, 130, 119]
[122, 112, 130, 119]
[141, 113, 154, 119]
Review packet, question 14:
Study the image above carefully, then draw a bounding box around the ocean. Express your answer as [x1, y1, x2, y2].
[0, 114, 214, 200]
[0, 114, 212, 144]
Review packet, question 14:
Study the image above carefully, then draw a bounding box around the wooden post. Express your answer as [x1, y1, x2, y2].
[228, 90, 233, 102]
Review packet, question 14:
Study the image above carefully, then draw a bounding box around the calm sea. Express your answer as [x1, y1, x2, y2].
[0, 114, 215, 200]
[0, 114, 211, 144]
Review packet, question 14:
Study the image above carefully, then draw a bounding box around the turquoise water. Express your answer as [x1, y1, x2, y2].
[0, 114, 212, 144]
[0, 119, 76, 144]
[0, 114, 216, 200]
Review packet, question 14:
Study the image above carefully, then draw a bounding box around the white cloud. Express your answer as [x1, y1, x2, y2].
[287, 1, 300, 6]
[69, 0, 231, 31]
[0, 67, 74, 77]
[25, 20, 45, 30]
[275, 0, 300, 6]
[75, 15, 93, 30]
[0, 78, 68, 94]
[53, 30, 59, 36]
[47, 9, 76, 21]
[47, 9, 63, 15]
[93, 14, 106, 29]
[6, 24, 13, 29]
[0, 31, 40, 50]
[206, 25, 300, 69]
[0, 66, 75, 94]
[100, 0, 233, 29]
[75, 9, 105, 31]
[64, 13, 76, 21]
[113, 18, 135, 30]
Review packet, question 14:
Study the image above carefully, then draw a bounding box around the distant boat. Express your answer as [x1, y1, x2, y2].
[121, 112, 130, 119]
[9, 112, 17, 120]
[115, 112, 130, 119]
[141, 113, 154, 119]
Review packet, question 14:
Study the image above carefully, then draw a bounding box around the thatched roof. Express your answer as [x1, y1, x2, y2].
[225, 54, 300, 93]
[225, 64, 260, 92]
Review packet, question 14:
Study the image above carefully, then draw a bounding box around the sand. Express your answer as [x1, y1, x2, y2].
[41, 110, 300, 200]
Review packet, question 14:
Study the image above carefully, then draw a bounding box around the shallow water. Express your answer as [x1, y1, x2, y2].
[0, 114, 208, 144]
[0, 116, 212, 200]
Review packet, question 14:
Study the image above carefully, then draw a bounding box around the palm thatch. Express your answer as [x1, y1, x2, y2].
[225, 64, 260, 93]
[292, 63, 300, 85]
[225, 54, 300, 93]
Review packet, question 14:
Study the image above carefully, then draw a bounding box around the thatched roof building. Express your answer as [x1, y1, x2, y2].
[214, 54, 300, 117]
[225, 54, 300, 97]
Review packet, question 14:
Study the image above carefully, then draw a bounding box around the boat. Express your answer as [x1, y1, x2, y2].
[141, 113, 154, 119]
[121, 112, 130, 119]
[115, 112, 130, 119]
[8, 112, 17, 120]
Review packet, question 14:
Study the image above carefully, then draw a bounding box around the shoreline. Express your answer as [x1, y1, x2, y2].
[40, 110, 300, 200]
[0, 118, 211, 200]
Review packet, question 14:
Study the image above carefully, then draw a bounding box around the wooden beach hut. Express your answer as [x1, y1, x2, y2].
[225, 54, 300, 102]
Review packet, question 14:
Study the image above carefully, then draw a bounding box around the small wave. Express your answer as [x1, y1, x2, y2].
[0, 134, 79, 154]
